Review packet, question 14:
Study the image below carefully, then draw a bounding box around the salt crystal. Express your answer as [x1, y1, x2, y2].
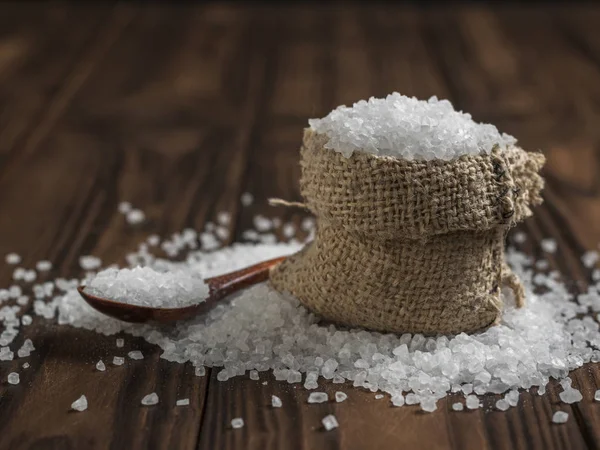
[128, 350, 144, 360]
[541, 239, 557, 254]
[375, 394, 384, 400]
[513, 232, 527, 244]
[195, 366, 206, 377]
[0, 347, 14, 361]
[22, 362, 29, 369]
[126, 209, 145, 225]
[5, 253, 21, 265]
[552, 411, 568, 424]
[147, 235, 160, 246]
[231, 418, 244, 429]
[322, 414, 339, 431]
[559, 388, 583, 404]
[17, 296, 29, 306]
[253, 215, 272, 232]
[79, 256, 101, 271]
[176, 398, 190, 406]
[217, 212, 231, 226]
[12, 267, 25, 281]
[96, 360, 106, 371]
[215, 226, 229, 241]
[249, 370, 259, 380]
[332, 375, 345, 384]
[595, 390, 600, 402]
[7, 372, 19, 384]
[391, 394, 405, 407]
[240, 192, 254, 206]
[118, 201, 132, 214]
[335, 392, 347, 403]
[17, 339, 35, 358]
[582, 251, 599, 268]
[466, 395, 480, 410]
[141, 393, 159, 405]
[505, 390, 519, 406]
[309, 94, 517, 160]
[282, 223, 296, 239]
[496, 399, 510, 411]
[308, 392, 328, 404]
[452, 403, 464, 411]
[71, 395, 88, 411]
[420, 397, 437, 412]
[36, 260, 52, 272]
[116, 338, 124, 348]
[271, 395, 282, 408]
[23, 270, 36, 283]
[113, 356, 125, 366]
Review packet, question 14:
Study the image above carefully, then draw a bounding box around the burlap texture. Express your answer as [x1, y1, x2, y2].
[270, 129, 545, 335]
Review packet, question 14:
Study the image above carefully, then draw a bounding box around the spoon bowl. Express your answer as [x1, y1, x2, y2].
[77, 256, 286, 324]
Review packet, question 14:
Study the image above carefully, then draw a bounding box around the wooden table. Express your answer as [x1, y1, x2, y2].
[1, 2, 600, 449]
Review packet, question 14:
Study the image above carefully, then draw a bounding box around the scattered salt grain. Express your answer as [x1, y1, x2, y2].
[71, 395, 88, 411]
[309, 93, 516, 160]
[466, 395, 480, 410]
[96, 360, 106, 371]
[7, 372, 19, 385]
[240, 192, 254, 206]
[215, 226, 229, 241]
[513, 232, 527, 244]
[541, 239, 557, 254]
[176, 398, 190, 406]
[420, 397, 437, 412]
[375, 394, 384, 400]
[559, 387, 583, 404]
[36, 260, 52, 272]
[282, 223, 296, 239]
[128, 350, 143, 360]
[79, 256, 101, 271]
[452, 403, 464, 411]
[552, 411, 569, 424]
[141, 392, 159, 406]
[116, 338, 124, 348]
[17, 339, 34, 358]
[322, 414, 339, 431]
[335, 392, 347, 403]
[253, 215, 272, 232]
[12, 267, 25, 281]
[271, 395, 282, 408]
[231, 418, 244, 429]
[249, 370, 259, 380]
[5, 253, 21, 265]
[17, 296, 29, 306]
[147, 235, 160, 246]
[582, 251, 599, 268]
[86, 266, 209, 308]
[23, 270, 36, 283]
[22, 362, 29, 369]
[195, 366, 206, 377]
[262, 381, 268, 385]
[308, 392, 328, 404]
[496, 399, 510, 411]
[118, 202, 132, 214]
[126, 209, 145, 225]
[113, 356, 124, 366]
[0, 347, 14, 361]
[217, 212, 231, 226]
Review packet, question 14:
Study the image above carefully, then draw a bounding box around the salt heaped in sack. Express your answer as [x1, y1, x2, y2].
[270, 129, 545, 335]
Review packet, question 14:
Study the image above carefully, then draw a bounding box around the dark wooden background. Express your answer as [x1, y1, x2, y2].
[1, 2, 600, 449]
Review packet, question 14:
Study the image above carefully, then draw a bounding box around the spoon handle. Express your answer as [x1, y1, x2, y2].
[205, 256, 286, 300]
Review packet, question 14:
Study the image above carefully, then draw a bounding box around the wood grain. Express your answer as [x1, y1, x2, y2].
[0, 3, 600, 450]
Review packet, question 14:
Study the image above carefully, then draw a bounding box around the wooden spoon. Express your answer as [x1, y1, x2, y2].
[77, 256, 286, 324]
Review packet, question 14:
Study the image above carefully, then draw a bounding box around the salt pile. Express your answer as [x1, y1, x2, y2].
[308, 93, 516, 160]
[85, 266, 209, 308]
[0, 209, 597, 420]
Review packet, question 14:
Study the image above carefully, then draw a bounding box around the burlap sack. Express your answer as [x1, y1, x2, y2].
[270, 130, 545, 335]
